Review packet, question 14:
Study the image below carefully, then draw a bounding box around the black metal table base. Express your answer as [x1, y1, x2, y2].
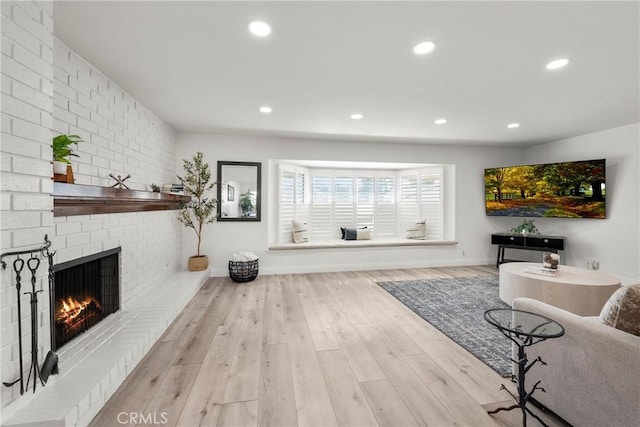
[489, 336, 550, 427]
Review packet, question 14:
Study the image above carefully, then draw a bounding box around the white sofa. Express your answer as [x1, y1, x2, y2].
[513, 297, 640, 427]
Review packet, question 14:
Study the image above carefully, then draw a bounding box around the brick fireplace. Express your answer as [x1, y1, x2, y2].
[0, 2, 194, 424]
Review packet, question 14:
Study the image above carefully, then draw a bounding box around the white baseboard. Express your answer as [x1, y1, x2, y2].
[209, 258, 493, 276]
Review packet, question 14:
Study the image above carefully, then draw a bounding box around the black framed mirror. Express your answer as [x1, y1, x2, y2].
[217, 161, 262, 221]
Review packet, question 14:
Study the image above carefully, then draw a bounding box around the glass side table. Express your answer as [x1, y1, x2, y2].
[484, 308, 565, 427]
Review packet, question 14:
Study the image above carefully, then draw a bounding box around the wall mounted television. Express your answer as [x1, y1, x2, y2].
[484, 159, 606, 219]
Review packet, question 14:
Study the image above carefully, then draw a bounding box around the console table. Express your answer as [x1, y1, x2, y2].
[491, 233, 565, 268]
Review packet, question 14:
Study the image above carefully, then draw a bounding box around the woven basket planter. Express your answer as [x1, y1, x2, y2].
[228, 259, 259, 283]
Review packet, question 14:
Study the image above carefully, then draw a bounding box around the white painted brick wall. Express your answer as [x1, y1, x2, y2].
[52, 39, 176, 190]
[50, 40, 182, 309]
[1, 0, 54, 411]
[1, 6, 183, 417]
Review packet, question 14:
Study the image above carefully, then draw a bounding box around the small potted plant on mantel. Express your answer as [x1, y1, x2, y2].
[52, 134, 82, 182]
[177, 152, 217, 271]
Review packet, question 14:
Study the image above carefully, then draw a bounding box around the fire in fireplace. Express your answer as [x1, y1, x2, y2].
[53, 248, 121, 350]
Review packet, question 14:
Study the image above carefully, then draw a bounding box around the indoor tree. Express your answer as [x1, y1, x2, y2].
[177, 151, 217, 271]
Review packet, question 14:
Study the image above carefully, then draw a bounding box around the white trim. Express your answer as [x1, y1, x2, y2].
[208, 258, 491, 277]
[268, 238, 457, 250]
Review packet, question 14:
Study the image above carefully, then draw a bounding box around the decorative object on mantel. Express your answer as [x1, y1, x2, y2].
[109, 173, 131, 189]
[177, 152, 217, 271]
[150, 183, 161, 192]
[52, 134, 82, 183]
[509, 218, 540, 235]
[1, 235, 59, 395]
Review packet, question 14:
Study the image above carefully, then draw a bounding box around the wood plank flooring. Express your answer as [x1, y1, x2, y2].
[90, 267, 565, 427]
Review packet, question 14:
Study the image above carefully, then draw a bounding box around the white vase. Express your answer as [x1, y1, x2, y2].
[53, 161, 67, 175]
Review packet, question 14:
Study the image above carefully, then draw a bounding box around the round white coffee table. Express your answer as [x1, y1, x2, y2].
[499, 262, 621, 316]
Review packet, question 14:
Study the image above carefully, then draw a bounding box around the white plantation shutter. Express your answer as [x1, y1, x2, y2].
[421, 171, 443, 240]
[311, 175, 332, 240]
[278, 165, 309, 243]
[334, 176, 355, 238]
[279, 170, 295, 243]
[356, 177, 375, 230]
[399, 175, 419, 234]
[375, 176, 396, 237]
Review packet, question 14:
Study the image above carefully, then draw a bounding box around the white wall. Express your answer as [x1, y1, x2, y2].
[522, 123, 640, 283]
[177, 133, 523, 275]
[51, 39, 183, 307]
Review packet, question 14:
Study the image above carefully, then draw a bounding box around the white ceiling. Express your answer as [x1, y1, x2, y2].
[53, 1, 639, 147]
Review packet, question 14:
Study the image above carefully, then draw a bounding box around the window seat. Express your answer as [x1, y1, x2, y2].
[269, 238, 457, 250]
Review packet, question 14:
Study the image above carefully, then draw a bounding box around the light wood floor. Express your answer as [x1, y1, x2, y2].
[90, 266, 564, 427]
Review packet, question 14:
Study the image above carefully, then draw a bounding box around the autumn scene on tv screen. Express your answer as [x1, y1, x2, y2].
[485, 159, 605, 218]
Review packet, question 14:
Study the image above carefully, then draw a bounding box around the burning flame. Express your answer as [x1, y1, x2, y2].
[56, 296, 102, 325]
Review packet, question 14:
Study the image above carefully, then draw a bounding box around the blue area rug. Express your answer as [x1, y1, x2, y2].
[378, 275, 511, 377]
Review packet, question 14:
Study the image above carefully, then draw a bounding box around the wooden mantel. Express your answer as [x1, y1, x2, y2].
[53, 182, 190, 216]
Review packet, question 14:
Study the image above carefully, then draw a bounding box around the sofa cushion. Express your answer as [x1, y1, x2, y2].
[291, 220, 310, 243]
[599, 284, 640, 337]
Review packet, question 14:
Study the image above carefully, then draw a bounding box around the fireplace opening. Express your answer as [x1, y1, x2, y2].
[53, 248, 121, 350]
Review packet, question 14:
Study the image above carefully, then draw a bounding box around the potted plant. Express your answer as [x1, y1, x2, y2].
[150, 183, 161, 192]
[239, 190, 256, 217]
[177, 152, 217, 271]
[509, 219, 540, 235]
[52, 134, 81, 175]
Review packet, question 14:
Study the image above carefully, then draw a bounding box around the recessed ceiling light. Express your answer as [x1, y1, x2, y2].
[248, 21, 271, 37]
[546, 58, 569, 70]
[434, 118, 447, 125]
[259, 106, 272, 114]
[507, 123, 520, 129]
[350, 113, 364, 120]
[413, 41, 436, 55]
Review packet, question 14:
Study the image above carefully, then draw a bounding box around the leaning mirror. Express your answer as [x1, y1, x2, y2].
[217, 161, 262, 221]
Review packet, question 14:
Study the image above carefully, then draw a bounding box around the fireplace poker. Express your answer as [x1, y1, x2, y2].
[41, 243, 59, 383]
[2, 257, 26, 394]
[25, 254, 44, 393]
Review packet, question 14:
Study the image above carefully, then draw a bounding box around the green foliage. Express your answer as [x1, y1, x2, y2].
[239, 191, 255, 215]
[150, 183, 160, 192]
[509, 219, 540, 235]
[52, 134, 82, 163]
[176, 152, 217, 256]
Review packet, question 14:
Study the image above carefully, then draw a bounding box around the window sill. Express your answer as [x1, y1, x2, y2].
[269, 238, 458, 250]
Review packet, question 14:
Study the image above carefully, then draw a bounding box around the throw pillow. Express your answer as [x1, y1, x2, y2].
[406, 219, 427, 240]
[291, 220, 310, 244]
[599, 284, 640, 337]
[357, 228, 372, 240]
[342, 226, 371, 240]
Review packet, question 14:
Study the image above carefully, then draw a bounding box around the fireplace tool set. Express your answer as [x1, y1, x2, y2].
[1, 235, 59, 395]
